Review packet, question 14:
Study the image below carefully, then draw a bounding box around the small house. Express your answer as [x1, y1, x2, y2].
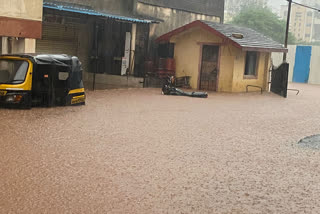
[156, 20, 288, 92]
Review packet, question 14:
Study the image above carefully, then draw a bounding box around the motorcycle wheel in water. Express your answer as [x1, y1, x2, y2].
[162, 76, 208, 98]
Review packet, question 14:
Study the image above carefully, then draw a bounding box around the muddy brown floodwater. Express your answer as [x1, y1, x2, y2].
[1, 83, 320, 213]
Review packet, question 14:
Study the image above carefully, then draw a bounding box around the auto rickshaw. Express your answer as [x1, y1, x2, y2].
[0, 54, 85, 109]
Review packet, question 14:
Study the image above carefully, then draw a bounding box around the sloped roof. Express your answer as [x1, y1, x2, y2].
[43, 2, 158, 24]
[138, 0, 224, 19]
[157, 20, 288, 53]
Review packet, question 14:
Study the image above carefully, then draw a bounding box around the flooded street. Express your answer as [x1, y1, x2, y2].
[1, 84, 320, 213]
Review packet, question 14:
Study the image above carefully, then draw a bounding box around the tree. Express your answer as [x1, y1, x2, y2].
[230, 6, 296, 44]
[225, 0, 268, 17]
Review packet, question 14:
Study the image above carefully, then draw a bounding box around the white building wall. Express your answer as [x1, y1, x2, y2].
[272, 45, 320, 84]
[309, 46, 320, 84]
[271, 45, 297, 82]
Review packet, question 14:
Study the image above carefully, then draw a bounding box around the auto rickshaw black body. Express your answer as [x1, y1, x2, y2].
[0, 54, 85, 109]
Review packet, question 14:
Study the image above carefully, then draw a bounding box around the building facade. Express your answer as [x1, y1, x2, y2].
[41, 0, 224, 88]
[38, 0, 157, 89]
[157, 21, 287, 92]
[0, 0, 43, 54]
[1, 0, 225, 89]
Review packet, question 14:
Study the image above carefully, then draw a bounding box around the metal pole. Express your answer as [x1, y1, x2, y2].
[93, 23, 99, 91]
[93, 70, 96, 91]
[283, 0, 292, 62]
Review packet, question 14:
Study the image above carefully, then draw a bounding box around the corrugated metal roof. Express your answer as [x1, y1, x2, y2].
[43, 2, 157, 24]
[157, 20, 287, 53]
[138, 0, 224, 19]
[201, 21, 286, 52]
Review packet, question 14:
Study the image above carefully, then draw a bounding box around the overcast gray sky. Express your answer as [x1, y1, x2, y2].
[268, 0, 304, 10]
[268, 0, 286, 10]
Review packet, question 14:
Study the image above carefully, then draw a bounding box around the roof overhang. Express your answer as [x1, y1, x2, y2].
[242, 47, 288, 53]
[43, 2, 160, 24]
[156, 20, 288, 53]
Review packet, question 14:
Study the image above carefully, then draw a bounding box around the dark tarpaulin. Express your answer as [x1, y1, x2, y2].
[34, 54, 72, 67]
[0, 54, 71, 67]
[35, 54, 84, 90]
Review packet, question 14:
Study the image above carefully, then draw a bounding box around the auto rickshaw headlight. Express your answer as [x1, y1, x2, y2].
[6, 96, 14, 103]
[14, 95, 23, 102]
[6, 94, 23, 103]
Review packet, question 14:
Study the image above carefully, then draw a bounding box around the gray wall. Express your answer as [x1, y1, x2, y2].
[97, 0, 133, 15]
[136, 2, 221, 38]
[137, 0, 224, 20]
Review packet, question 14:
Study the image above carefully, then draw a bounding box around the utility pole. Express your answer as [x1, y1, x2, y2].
[283, 0, 292, 62]
[283, 0, 320, 61]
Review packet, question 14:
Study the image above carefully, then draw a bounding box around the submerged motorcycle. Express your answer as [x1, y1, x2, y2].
[162, 76, 208, 98]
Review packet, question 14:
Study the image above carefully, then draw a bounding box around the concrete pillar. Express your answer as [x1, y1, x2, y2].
[24, 39, 36, 53]
[1, 37, 9, 54]
[11, 38, 25, 53]
[130, 23, 137, 75]
[4, 38, 37, 54]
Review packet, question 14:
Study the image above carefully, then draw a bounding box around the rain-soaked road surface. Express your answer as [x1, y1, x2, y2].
[1, 83, 320, 213]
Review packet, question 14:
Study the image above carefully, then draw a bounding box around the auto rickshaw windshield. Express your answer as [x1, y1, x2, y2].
[0, 59, 29, 85]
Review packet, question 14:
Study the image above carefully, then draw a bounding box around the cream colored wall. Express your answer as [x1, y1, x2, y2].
[218, 45, 235, 92]
[232, 52, 270, 92]
[308, 46, 320, 85]
[0, 0, 43, 21]
[170, 27, 223, 89]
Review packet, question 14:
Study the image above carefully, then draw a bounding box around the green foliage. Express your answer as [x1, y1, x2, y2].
[230, 6, 296, 44]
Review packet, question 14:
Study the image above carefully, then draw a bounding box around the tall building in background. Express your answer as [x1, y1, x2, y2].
[280, 0, 320, 42]
[224, 0, 268, 22]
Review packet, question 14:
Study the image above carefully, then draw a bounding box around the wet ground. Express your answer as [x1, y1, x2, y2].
[1, 83, 320, 213]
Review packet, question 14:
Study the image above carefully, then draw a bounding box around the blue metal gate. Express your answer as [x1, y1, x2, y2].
[293, 46, 312, 83]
